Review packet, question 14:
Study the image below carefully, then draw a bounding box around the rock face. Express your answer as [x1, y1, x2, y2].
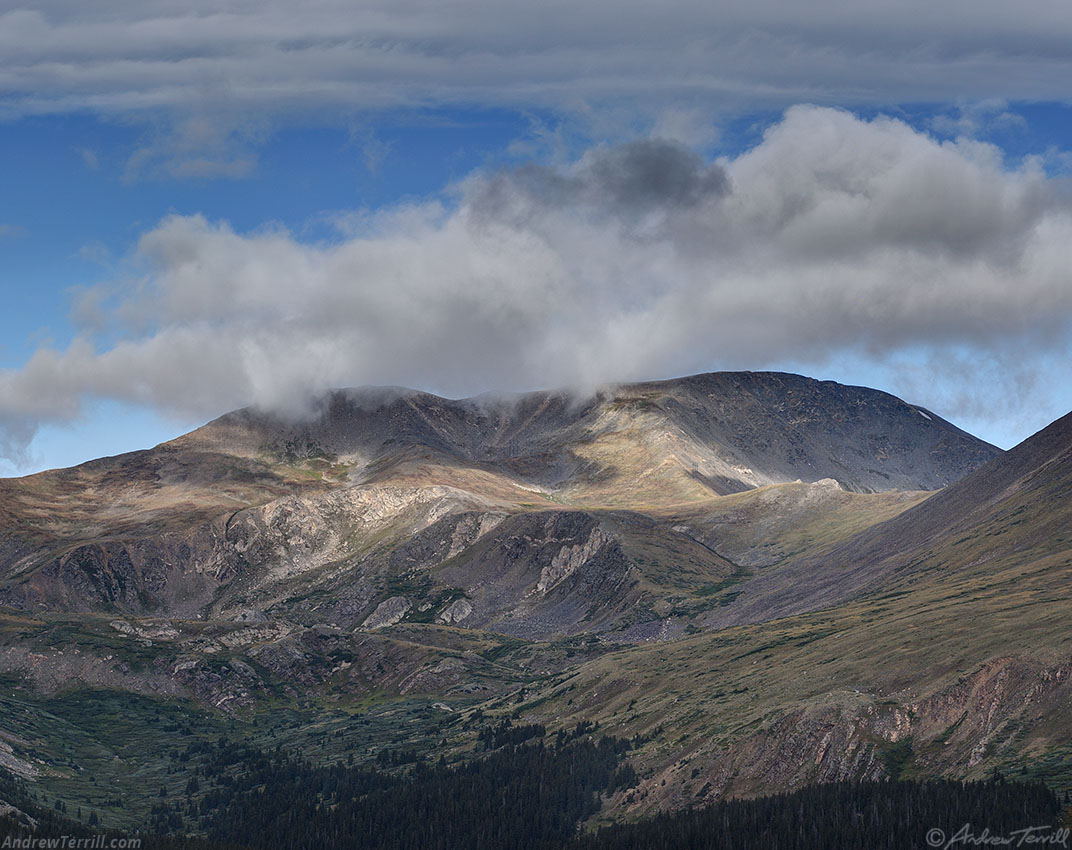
[537, 527, 611, 594]
[644, 654, 1072, 807]
[436, 598, 473, 624]
[362, 596, 412, 629]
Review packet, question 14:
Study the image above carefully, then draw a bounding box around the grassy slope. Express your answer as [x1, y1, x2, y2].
[498, 417, 1072, 807]
[6, 528, 1069, 830]
[503, 545, 1071, 816]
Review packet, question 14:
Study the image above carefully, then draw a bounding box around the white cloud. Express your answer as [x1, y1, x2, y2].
[122, 112, 264, 180]
[2, 105, 1071, 459]
[651, 107, 720, 149]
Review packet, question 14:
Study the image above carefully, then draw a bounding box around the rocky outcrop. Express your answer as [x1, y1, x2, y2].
[362, 596, 412, 629]
[537, 527, 610, 594]
[907, 656, 1072, 770]
[0, 483, 490, 619]
[437, 598, 473, 624]
[434, 511, 641, 638]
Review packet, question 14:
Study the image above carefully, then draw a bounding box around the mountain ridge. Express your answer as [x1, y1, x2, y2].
[184, 369, 999, 495]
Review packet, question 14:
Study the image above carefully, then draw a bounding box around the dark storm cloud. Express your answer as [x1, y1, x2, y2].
[585, 141, 731, 209]
[473, 140, 730, 227]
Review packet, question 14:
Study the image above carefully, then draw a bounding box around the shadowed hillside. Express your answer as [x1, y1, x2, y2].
[704, 408, 1072, 629]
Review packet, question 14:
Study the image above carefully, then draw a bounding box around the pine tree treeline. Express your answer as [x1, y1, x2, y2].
[1, 735, 1063, 850]
[574, 779, 1064, 850]
[477, 717, 546, 750]
[199, 728, 631, 850]
[182, 733, 1061, 850]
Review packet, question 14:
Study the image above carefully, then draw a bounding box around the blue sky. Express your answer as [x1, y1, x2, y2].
[3, 1, 1072, 474]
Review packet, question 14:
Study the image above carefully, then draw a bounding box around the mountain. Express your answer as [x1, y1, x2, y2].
[0, 371, 996, 631]
[7, 371, 1070, 839]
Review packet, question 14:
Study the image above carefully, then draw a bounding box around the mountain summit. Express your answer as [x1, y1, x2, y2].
[189, 369, 996, 495]
[0, 371, 996, 629]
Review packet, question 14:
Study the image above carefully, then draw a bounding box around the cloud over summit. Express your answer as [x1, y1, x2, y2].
[2, 105, 1072, 459]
